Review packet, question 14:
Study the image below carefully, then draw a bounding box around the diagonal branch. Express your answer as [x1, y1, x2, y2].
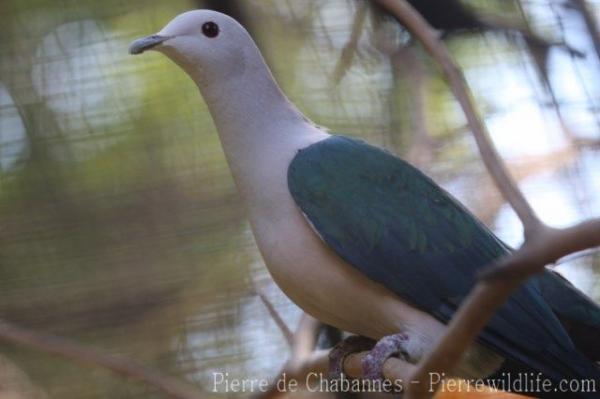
[372, 0, 544, 238]
[0, 319, 202, 399]
[568, 0, 600, 65]
[256, 284, 294, 346]
[407, 220, 600, 398]
[332, 1, 369, 84]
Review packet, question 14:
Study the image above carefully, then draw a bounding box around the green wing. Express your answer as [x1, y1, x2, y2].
[288, 135, 600, 383]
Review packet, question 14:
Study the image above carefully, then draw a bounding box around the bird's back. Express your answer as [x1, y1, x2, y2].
[288, 135, 600, 394]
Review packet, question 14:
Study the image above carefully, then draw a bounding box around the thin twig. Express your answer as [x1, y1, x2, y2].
[256, 284, 294, 346]
[568, 0, 600, 65]
[482, 219, 600, 280]
[0, 319, 202, 399]
[332, 2, 369, 84]
[372, 0, 544, 238]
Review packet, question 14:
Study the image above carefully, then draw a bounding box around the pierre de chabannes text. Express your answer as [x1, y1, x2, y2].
[212, 371, 598, 394]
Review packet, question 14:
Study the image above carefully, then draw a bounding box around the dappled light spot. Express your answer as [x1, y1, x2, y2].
[31, 19, 141, 161]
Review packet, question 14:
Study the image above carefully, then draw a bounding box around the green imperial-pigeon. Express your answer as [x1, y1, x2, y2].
[130, 10, 600, 397]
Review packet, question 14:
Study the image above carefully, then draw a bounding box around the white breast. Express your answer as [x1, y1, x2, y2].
[236, 130, 504, 379]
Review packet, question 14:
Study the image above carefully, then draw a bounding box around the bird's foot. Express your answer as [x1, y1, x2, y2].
[362, 333, 410, 381]
[328, 335, 375, 379]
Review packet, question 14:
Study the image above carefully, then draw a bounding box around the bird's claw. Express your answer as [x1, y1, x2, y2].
[362, 333, 410, 381]
[328, 335, 375, 379]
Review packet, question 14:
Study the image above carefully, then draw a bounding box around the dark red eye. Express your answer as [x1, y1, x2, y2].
[202, 21, 219, 38]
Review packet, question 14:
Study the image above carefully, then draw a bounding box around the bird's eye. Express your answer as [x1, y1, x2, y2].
[202, 21, 219, 38]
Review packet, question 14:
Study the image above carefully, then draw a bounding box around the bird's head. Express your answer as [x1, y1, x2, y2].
[129, 10, 250, 83]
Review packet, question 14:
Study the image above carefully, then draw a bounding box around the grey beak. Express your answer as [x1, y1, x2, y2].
[129, 34, 171, 55]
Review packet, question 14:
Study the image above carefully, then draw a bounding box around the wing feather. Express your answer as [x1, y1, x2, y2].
[288, 135, 599, 383]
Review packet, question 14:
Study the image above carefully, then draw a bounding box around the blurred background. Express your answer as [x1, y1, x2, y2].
[0, 0, 599, 397]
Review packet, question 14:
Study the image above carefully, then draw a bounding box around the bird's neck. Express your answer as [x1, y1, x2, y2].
[186, 44, 326, 206]
[197, 57, 306, 154]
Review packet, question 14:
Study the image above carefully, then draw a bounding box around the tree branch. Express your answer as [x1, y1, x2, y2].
[0, 319, 202, 399]
[482, 220, 600, 281]
[408, 221, 600, 398]
[332, 2, 369, 84]
[372, 0, 544, 238]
